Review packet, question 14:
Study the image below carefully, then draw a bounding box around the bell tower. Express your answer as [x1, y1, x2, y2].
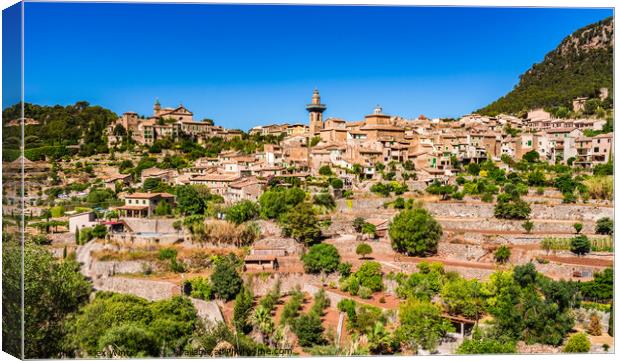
[306, 88, 327, 134]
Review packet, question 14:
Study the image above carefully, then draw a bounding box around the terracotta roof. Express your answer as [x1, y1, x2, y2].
[125, 192, 174, 199]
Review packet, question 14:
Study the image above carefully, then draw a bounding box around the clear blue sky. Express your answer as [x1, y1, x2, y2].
[14, 3, 613, 130]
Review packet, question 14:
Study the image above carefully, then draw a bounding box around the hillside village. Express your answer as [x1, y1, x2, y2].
[2, 84, 614, 357]
[2, 11, 616, 359]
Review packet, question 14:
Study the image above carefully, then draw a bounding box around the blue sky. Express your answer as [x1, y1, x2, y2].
[13, 3, 614, 130]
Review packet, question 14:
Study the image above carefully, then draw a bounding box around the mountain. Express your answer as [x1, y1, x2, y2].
[477, 16, 614, 116]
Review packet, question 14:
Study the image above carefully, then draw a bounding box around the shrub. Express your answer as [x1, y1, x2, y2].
[352, 261, 383, 292]
[313, 192, 336, 210]
[494, 245, 511, 264]
[184, 277, 212, 300]
[330, 177, 344, 189]
[481, 193, 494, 203]
[595, 217, 613, 235]
[358, 286, 372, 299]
[338, 262, 352, 277]
[563, 332, 590, 353]
[158, 248, 177, 260]
[570, 235, 591, 256]
[389, 208, 442, 256]
[587, 314, 602, 336]
[302, 243, 341, 274]
[318, 165, 333, 176]
[225, 200, 259, 225]
[522, 220, 534, 234]
[494, 198, 531, 220]
[573, 223, 583, 234]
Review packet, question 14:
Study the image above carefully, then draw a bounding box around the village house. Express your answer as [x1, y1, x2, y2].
[117, 192, 175, 218]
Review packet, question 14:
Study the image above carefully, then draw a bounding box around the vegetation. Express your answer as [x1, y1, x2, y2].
[396, 298, 454, 353]
[477, 17, 613, 116]
[280, 203, 322, 245]
[356, 243, 373, 259]
[64, 292, 197, 357]
[302, 243, 341, 274]
[210, 255, 243, 301]
[389, 208, 442, 256]
[563, 332, 591, 353]
[494, 245, 511, 264]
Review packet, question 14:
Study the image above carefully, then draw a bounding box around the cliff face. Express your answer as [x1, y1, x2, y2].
[477, 17, 614, 116]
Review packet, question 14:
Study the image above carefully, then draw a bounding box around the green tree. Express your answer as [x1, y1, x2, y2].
[301, 243, 341, 274]
[210, 256, 243, 301]
[396, 298, 454, 353]
[389, 208, 442, 256]
[440, 278, 485, 320]
[523, 150, 540, 163]
[570, 235, 591, 256]
[225, 200, 259, 224]
[292, 313, 325, 347]
[353, 217, 366, 233]
[280, 203, 322, 245]
[64, 293, 197, 357]
[318, 165, 333, 176]
[233, 286, 254, 334]
[3, 243, 91, 358]
[356, 243, 373, 259]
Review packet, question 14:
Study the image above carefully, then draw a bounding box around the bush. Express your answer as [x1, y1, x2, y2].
[184, 277, 212, 300]
[587, 314, 602, 336]
[389, 208, 442, 256]
[573, 223, 583, 234]
[595, 217, 613, 235]
[357, 286, 372, 299]
[158, 248, 177, 260]
[494, 198, 531, 220]
[330, 178, 344, 189]
[563, 332, 590, 353]
[494, 245, 511, 264]
[522, 220, 534, 234]
[338, 262, 352, 277]
[225, 200, 259, 225]
[302, 243, 341, 274]
[352, 261, 383, 292]
[313, 192, 336, 209]
[570, 235, 591, 256]
[318, 165, 333, 176]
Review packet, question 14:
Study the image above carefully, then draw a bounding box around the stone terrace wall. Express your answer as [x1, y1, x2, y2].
[426, 202, 612, 221]
[439, 218, 595, 234]
[94, 276, 180, 301]
[337, 198, 613, 222]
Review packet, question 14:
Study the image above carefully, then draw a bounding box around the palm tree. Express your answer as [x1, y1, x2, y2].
[251, 305, 274, 344]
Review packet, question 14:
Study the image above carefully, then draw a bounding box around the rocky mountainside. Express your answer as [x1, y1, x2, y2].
[477, 16, 613, 116]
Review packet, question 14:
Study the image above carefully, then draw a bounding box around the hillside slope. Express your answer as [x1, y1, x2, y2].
[477, 17, 613, 116]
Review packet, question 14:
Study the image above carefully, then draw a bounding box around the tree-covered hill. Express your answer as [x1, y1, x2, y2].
[477, 17, 613, 116]
[2, 101, 117, 160]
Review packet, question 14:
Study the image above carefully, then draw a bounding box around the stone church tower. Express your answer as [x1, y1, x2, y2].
[306, 89, 326, 134]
